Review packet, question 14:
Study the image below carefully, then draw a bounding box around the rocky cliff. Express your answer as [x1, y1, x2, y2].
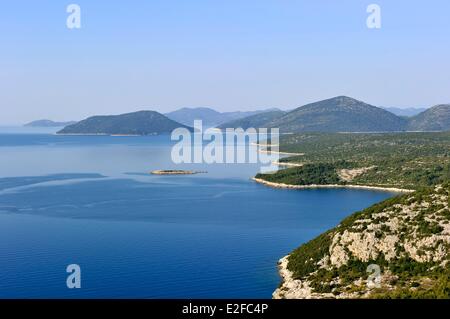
[274, 184, 450, 298]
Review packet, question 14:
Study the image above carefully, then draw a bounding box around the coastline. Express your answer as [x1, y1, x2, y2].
[252, 177, 415, 193]
[271, 161, 303, 167]
[272, 256, 295, 299]
[273, 255, 340, 299]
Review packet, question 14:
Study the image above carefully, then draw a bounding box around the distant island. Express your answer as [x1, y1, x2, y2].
[24, 119, 77, 127]
[151, 170, 207, 175]
[57, 111, 192, 135]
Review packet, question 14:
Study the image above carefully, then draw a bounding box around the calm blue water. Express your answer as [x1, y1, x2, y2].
[0, 129, 396, 298]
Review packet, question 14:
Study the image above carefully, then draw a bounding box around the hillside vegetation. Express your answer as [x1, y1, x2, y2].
[274, 184, 450, 299]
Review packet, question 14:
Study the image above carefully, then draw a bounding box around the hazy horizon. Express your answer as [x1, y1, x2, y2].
[1, 0, 449, 125]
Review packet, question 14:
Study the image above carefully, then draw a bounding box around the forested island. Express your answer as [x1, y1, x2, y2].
[57, 111, 192, 135]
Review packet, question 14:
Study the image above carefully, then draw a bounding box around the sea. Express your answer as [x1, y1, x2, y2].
[0, 127, 396, 298]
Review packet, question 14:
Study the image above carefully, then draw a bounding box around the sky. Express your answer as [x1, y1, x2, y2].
[1, 0, 449, 124]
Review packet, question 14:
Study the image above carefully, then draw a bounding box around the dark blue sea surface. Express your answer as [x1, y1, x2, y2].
[0, 130, 396, 298]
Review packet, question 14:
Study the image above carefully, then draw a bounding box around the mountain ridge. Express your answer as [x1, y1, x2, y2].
[215, 97, 449, 133]
[52, 98, 450, 135]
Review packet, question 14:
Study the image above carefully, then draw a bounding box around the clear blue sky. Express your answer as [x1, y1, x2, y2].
[1, 0, 449, 124]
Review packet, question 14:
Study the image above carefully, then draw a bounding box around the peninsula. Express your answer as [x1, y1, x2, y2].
[254, 131, 450, 299]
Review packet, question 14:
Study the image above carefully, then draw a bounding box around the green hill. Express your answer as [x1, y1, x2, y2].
[266, 96, 408, 133]
[407, 104, 450, 131]
[217, 110, 285, 130]
[57, 111, 191, 135]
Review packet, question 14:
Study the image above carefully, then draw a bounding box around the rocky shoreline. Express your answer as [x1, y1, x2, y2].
[273, 255, 368, 299]
[273, 255, 327, 299]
